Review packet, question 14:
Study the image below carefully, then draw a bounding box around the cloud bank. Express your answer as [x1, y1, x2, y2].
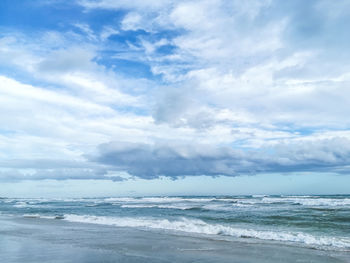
[92, 138, 350, 179]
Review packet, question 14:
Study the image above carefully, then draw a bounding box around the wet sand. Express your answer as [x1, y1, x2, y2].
[0, 215, 349, 263]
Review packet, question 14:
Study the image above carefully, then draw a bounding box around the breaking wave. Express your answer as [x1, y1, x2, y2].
[63, 214, 350, 250]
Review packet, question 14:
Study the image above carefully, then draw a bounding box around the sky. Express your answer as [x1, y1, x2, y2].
[1, 0, 350, 197]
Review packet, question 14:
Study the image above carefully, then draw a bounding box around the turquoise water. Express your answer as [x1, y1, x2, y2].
[1, 195, 349, 251]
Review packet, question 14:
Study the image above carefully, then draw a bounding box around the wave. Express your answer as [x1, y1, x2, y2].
[232, 197, 350, 207]
[13, 201, 55, 209]
[120, 203, 250, 211]
[120, 204, 198, 210]
[11, 196, 350, 210]
[141, 197, 215, 203]
[104, 197, 215, 204]
[201, 203, 251, 211]
[63, 214, 350, 250]
[260, 197, 350, 207]
[14, 201, 30, 208]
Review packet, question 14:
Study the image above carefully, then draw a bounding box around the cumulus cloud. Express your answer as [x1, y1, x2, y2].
[79, 0, 350, 133]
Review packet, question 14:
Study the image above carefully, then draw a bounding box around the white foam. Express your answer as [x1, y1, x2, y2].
[104, 197, 214, 204]
[3, 199, 15, 203]
[140, 197, 185, 203]
[202, 204, 235, 211]
[260, 197, 350, 207]
[104, 197, 139, 203]
[63, 214, 350, 250]
[120, 203, 249, 211]
[121, 204, 158, 208]
[14, 201, 28, 208]
[121, 204, 198, 210]
[232, 197, 350, 207]
[179, 198, 215, 202]
[293, 198, 350, 207]
[201, 203, 250, 211]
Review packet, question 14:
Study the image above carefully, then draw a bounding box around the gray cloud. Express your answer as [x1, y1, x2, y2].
[3, 137, 349, 181]
[92, 138, 350, 179]
[92, 141, 248, 179]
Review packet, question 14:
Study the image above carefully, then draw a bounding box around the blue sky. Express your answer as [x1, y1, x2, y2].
[1, 0, 350, 197]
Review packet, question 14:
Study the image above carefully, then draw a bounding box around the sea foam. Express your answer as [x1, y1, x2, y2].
[63, 214, 350, 250]
[260, 197, 350, 207]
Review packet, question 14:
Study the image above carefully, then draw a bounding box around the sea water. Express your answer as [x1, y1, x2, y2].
[1, 195, 350, 253]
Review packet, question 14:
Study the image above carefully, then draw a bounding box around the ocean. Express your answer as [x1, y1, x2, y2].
[1, 195, 350, 262]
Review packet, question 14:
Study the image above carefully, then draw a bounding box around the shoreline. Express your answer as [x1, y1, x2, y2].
[1, 215, 349, 263]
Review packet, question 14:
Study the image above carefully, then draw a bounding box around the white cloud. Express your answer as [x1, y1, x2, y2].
[1, 0, 350, 181]
[79, 0, 173, 11]
[121, 12, 143, 31]
[74, 23, 98, 41]
[100, 26, 119, 40]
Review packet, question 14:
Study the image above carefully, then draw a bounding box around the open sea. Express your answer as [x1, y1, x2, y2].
[1, 195, 350, 262]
